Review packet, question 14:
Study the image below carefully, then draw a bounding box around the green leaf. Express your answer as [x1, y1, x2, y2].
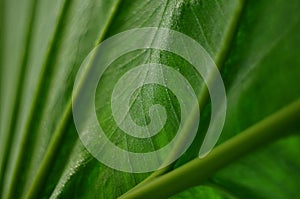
[1, 0, 299, 199]
[47, 0, 243, 198]
[1, 0, 120, 198]
[178, 0, 300, 198]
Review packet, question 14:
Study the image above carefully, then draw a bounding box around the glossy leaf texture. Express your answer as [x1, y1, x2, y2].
[0, 0, 299, 199]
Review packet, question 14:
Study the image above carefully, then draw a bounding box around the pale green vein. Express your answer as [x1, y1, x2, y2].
[0, 0, 39, 196]
[119, 98, 300, 199]
[0, 0, 6, 191]
[29, 0, 244, 198]
[24, 0, 124, 198]
[131, 0, 246, 186]
[96, 0, 124, 45]
[4, 0, 72, 198]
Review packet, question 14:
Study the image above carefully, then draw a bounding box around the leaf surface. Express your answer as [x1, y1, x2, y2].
[1, 0, 300, 199]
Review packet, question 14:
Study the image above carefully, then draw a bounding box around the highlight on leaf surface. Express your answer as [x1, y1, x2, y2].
[0, 0, 300, 199]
